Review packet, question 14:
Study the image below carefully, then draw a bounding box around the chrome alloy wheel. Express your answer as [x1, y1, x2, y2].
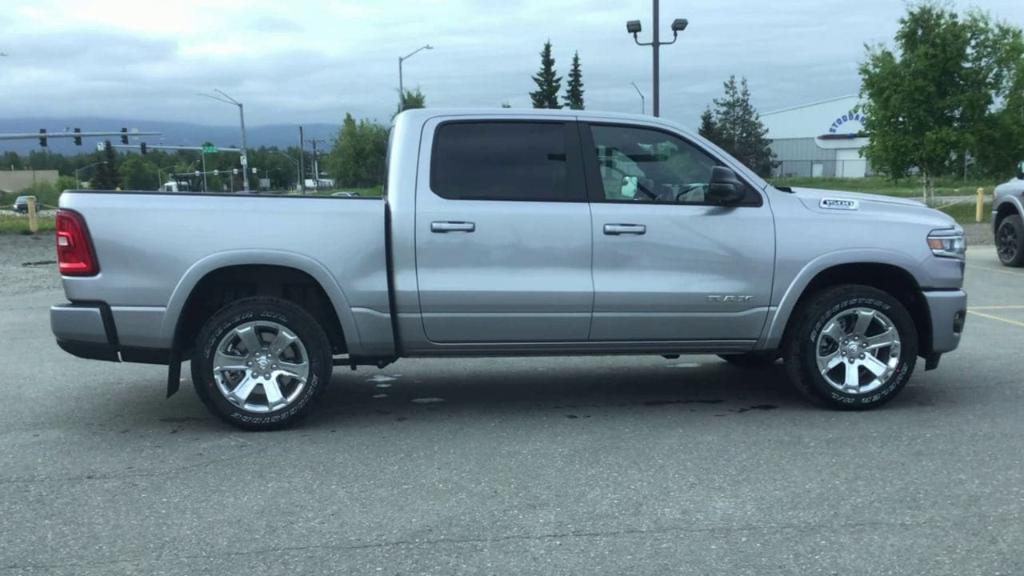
[815, 307, 902, 395]
[212, 321, 310, 414]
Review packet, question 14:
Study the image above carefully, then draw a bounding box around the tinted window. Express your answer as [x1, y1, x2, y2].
[590, 124, 759, 205]
[431, 122, 572, 201]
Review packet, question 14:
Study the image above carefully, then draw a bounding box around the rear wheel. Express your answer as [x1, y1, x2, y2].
[191, 297, 332, 430]
[783, 285, 917, 409]
[996, 215, 1024, 267]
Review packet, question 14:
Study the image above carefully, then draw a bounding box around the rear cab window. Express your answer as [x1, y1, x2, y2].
[430, 121, 584, 202]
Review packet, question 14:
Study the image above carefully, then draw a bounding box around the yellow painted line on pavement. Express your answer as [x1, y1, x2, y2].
[967, 310, 1024, 329]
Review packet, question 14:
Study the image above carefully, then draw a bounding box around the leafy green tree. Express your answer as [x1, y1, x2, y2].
[563, 51, 584, 110]
[530, 40, 562, 109]
[90, 142, 121, 190]
[701, 76, 776, 176]
[397, 88, 426, 115]
[860, 4, 1024, 200]
[120, 156, 160, 190]
[326, 113, 389, 188]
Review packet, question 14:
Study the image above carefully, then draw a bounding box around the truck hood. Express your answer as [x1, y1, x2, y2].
[789, 187, 926, 208]
[785, 186, 958, 229]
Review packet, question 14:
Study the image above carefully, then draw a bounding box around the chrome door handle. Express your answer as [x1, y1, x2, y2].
[603, 223, 646, 235]
[431, 221, 476, 233]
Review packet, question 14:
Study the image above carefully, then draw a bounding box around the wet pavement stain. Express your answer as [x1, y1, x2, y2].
[642, 399, 724, 406]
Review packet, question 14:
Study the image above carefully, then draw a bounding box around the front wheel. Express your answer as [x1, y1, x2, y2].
[783, 285, 917, 410]
[191, 297, 332, 430]
[996, 215, 1024, 267]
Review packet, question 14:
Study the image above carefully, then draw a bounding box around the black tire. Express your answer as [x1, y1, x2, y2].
[191, 297, 332, 430]
[783, 285, 917, 410]
[718, 351, 779, 369]
[996, 214, 1024, 267]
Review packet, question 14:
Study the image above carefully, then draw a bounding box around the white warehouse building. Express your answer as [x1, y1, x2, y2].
[761, 95, 870, 179]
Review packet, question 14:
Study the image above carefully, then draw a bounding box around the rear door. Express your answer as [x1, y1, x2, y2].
[414, 117, 593, 343]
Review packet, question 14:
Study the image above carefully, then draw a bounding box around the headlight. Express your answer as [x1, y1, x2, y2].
[928, 229, 966, 259]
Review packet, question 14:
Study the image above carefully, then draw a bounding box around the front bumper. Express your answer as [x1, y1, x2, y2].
[922, 289, 967, 355]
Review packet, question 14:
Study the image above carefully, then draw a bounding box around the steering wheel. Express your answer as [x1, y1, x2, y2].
[674, 183, 705, 203]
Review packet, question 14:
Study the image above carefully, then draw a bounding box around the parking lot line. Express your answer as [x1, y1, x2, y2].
[969, 305, 1024, 310]
[967, 310, 1024, 329]
[966, 263, 1023, 277]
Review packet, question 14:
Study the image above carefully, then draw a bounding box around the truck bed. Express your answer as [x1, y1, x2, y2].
[56, 191, 394, 356]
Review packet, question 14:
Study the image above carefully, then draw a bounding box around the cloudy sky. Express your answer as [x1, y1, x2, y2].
[1, 0, 1022, 129]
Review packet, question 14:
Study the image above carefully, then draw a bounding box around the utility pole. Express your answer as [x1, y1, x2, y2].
[299, 126, 306, 194]
[626, 2, 688, 117]
[307, 138, 328, 190]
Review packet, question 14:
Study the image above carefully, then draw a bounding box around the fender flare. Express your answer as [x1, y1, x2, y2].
[994, 194, 1023, 229]
[761, 249, 925, 349]
[160, 249, 365, 355]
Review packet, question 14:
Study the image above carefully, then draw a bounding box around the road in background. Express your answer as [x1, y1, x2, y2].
[1, 245, 1021, 575]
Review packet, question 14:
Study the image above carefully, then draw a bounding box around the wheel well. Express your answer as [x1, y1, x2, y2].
[174, 265, 346, 357]
[785, 263, 932, 356]
[995, 202, 1019, 230]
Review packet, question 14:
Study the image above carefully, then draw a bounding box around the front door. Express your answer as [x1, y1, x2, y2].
[415, 118, 593, 343]
[582, 122, 775, 343]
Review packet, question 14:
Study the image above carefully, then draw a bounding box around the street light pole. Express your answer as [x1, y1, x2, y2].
[198, 89, 250, 192]
[626, 2, 688, 117]
[398, 44, 433, 112]
[74, 161, 105, 188]
[631, 82, 646, 115]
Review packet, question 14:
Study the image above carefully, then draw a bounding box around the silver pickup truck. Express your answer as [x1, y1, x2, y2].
[993, 161, 1024, 267]
[51, 108, 967, 429]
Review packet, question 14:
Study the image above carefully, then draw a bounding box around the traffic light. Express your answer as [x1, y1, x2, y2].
[73, 128, 82, 146]
[140, 142, 147, 155]
[38, 129, 47, 148]
[120, 128, 129, 145]
[103, 140, 112, 152]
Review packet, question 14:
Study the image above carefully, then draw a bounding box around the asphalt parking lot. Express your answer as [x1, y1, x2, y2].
[1, 238, 1022, 575]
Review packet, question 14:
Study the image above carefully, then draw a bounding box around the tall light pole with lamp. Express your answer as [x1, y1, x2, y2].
[626, 2, 688, 117]
[398, 44, 433, 112]
[198, 89, 250, 192]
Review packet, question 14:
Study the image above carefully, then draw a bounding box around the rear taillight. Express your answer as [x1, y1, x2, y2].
[56, 209, 99, 276]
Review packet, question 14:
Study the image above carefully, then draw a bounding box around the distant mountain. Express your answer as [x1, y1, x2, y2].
[0, 117, 339, 155]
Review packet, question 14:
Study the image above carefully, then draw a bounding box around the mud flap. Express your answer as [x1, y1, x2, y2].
[166, 349, 181, 398]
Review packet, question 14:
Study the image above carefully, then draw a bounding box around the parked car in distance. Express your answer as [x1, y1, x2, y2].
[331, 191, 361, 197]
[51, 108, 968, 430]
[12, 195, 38, 213]
[993, 161, 1024, 267]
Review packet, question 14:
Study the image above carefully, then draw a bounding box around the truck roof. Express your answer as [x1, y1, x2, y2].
[395, 107, 768, 191]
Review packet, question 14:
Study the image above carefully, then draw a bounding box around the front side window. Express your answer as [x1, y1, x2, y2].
[590, 124, 753, 205]
[431, 122, 572, 201]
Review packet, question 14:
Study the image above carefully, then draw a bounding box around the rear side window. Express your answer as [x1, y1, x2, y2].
[431, 122, 573, 201]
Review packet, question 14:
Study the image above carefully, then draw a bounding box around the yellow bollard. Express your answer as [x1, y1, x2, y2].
[27, 196, 39, 234]
[976, 187, 984, 223]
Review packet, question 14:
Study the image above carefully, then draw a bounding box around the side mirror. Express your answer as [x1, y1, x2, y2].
[1016, 161, 1024, 180]
[706, 166, 746, 206]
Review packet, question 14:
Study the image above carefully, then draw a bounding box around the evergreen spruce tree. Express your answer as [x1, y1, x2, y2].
[529, 40, 562, 109]
[563, 51, 584, 110]
[702, 76, 776, 176]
